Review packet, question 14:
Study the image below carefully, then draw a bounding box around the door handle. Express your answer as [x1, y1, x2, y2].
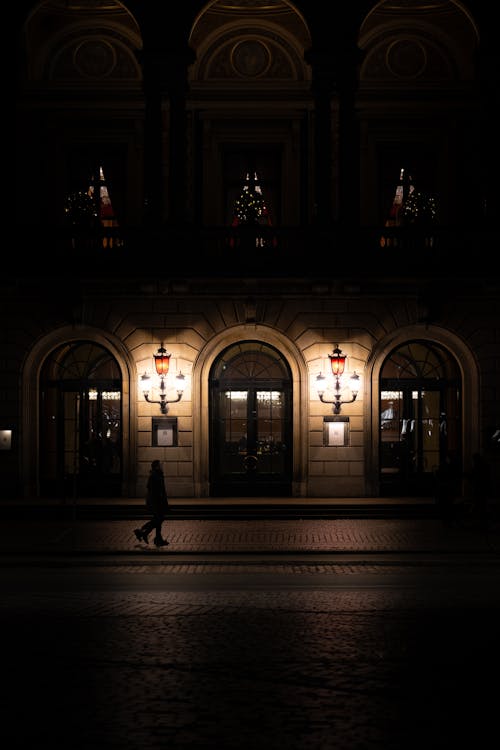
[243, 454, 258, 471]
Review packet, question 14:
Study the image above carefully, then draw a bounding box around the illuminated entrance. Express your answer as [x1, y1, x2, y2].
[210, 341, 292, 496]
[39, 341, 122, 498]
[379, 341, 462, 496]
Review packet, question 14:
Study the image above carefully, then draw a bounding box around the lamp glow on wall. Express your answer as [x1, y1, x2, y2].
[316, 345, 360, 414]
[140, 343, 186, 414]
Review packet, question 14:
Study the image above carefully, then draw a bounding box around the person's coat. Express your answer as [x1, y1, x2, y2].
[146, 469, 168, 515]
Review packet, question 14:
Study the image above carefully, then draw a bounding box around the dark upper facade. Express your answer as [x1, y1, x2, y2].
[8, 1, 500, 501]
[15, 0, 497, 276]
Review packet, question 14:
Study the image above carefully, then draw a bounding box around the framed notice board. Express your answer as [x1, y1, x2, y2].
[152, 417, 178, 447]
[323, 416, 350, 447]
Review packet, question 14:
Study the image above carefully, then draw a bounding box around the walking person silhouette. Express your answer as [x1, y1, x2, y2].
[134, 460, 169, 547]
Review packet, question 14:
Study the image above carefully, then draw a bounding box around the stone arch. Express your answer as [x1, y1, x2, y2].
[188, 0, 311, 91]
[21, 0, 143, 84]
[21, 325, 138, 498]
[365, 324, 479, 495]
[358, 0, 479, 85]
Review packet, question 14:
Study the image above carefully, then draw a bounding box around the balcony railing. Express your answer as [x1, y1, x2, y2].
[15, 224, 497, 279]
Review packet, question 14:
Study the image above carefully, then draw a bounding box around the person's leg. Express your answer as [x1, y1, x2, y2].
[153, 514, 168, 545]
[134, 518, 154, 542]
[153, 514, 162, 541]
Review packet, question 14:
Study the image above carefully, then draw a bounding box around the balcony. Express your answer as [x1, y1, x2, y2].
[14, 223, 498, 282]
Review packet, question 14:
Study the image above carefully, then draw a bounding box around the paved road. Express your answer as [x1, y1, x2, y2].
[2, 515, 500, 557]
[4, 547, 500, 749]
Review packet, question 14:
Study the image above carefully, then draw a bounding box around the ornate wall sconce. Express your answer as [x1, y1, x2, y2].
[141, 344, 186, 414]
[316, 345, 360, 414]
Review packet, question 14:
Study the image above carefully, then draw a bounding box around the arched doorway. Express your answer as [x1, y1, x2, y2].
[379, 340, 462, 496]
[209, 341, 293, 496]
[39, 341, 122, 498]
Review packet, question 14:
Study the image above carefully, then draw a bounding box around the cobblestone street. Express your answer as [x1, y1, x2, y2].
[5, 552, 500, 749]
[2, 515, 500, 556]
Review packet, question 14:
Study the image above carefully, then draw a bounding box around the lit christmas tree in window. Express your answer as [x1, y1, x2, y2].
[64, 190, 98, 226]
[64, 165, 122, 248]
[64, 166, 118, 229]
[385, 167, 437, 227]
[400, 185, 437, 226]
[232, 171, 270, 227]
[231, 171, 275, 249]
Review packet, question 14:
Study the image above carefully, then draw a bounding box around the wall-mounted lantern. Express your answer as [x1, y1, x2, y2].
[141, 344, 186, 414]
[316, 345, 360, 414]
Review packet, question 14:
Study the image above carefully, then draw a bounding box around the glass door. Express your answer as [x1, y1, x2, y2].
[379, 341, 461, 496]
[210, 342, 292, 496]
[40, 342, 122, 498]
[380, 387, 447, 495]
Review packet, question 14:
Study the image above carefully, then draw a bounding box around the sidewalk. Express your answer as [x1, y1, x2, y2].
[2, 514, 499, 556]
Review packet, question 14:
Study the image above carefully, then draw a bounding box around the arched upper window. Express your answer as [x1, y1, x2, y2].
[212, 341, 290, 382]
[42, 341, 121, 382]
[380, 340, 460, 381]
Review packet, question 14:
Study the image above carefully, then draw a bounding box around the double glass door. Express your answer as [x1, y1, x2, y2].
[40, 342, 122, 498]
[210, 343, 292, 496]
[379, 341, 461, 496]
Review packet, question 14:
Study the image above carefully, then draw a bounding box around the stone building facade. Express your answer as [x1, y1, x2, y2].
[7, 1, 499, 502]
